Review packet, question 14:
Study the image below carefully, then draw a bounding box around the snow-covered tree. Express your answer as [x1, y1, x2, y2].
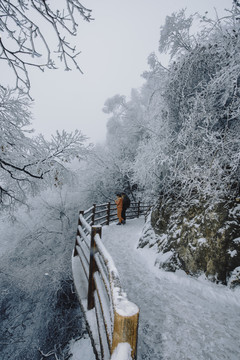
[80, 91, 147, 202]
[0, 87, 88, 211]
[79, 144, 131, 205]
[133, 3, 240, 205]
[0, 0, 93, 93]
[159, 8, 195, 58]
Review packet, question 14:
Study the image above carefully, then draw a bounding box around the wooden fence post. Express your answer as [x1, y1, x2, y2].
[137, 201, 141, 218]
[92, 204, 96, 225]
[73, 210, 84, 257]
[87, 225, 102, 310]
[111, 307, 139, 360]
[106, 202, 111, 225]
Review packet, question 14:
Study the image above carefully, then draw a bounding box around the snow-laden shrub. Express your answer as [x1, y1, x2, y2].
[228, 266, 240, 288]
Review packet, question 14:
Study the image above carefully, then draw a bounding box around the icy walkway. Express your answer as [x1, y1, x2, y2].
[102, 218, 240, 360]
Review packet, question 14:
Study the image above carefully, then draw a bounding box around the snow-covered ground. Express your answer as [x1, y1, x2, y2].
[68, 336, 96, 360]
[97, 217, 240, 360]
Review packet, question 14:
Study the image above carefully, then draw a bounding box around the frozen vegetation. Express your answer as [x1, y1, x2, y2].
[0, 188, 90, 359]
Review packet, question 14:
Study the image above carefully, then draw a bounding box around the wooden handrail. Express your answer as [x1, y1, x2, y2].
[72, 201, 151, 360]
[86, 201, 151, 226]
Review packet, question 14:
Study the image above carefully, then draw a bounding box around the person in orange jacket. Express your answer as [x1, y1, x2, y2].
[115, 193, 123, 225]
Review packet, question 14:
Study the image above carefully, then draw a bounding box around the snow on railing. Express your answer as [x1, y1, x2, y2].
[72, 202, 150, 360]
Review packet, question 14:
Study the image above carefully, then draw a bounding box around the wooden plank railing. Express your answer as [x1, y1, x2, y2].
[83, 201, 151, 227]
[72, 201, 151, 360]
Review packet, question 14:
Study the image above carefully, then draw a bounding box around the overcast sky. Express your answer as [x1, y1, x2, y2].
[14, 1, 233, 144]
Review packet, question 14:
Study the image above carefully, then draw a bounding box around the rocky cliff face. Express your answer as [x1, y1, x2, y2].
[138, 198, 240, 287]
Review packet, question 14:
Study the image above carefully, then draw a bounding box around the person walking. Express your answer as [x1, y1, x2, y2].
[121, 192, 130, 224]
[115, 193, 123, 225]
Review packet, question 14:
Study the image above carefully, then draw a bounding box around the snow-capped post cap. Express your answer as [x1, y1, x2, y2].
[112, 299, 139, 360]
[116, 298, 139, 318]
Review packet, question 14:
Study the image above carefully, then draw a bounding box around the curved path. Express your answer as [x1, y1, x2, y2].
[102, 218, 240, 360]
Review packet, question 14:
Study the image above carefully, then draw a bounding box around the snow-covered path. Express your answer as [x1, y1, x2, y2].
[102, 218, 240, 360]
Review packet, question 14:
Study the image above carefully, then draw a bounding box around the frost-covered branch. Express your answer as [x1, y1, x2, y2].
[0, 87, 88, 210]
[0, 0, 93, 93]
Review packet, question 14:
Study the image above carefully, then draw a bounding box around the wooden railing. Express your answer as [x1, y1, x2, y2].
[72, 201, 150, 360]
[83, 201, 151, 226]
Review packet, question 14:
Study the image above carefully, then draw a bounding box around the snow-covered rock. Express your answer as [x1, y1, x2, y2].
[139, 199, 240, 285]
